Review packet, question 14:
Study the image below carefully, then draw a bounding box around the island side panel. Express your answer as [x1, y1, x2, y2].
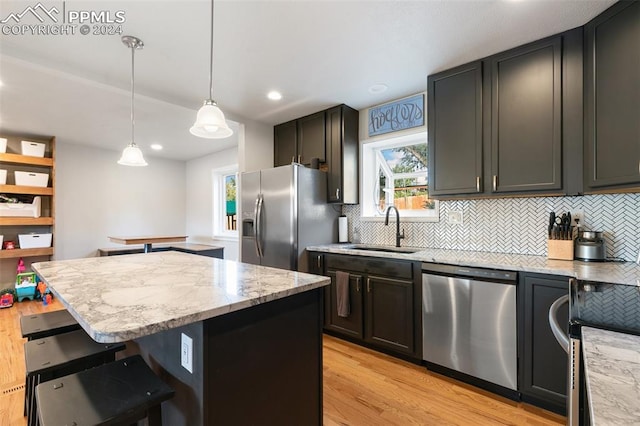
[203, 288, 323, 425]
[128, 321, 206, 425]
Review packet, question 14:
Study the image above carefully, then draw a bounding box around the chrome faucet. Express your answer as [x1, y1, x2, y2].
[384, 206, 405, 247]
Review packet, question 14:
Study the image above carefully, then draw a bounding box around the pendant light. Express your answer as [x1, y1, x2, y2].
[118, 35, 148, 166]
[190, 0, 233, 139]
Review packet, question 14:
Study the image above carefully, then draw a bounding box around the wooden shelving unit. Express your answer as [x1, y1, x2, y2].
[0, 184, 53, 196]
[0, 217, 54, 226]
[0, 248, 54, 259]
[0, 135, 55, 284]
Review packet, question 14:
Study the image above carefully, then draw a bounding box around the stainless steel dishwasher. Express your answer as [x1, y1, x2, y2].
[422, 263, 518, 391]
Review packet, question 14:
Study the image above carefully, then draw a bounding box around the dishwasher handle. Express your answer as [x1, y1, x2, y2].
[549, 294, 570, 354]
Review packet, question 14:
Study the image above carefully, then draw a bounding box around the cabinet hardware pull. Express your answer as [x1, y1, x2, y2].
[335, 188, 340, 200]
[355, 276, 361, 292]
[476, 176, 480, 192]
[366, 278, 371, 293]
[492, 175, 497, 191]
[291, 156, 295, 164]
[298, 155, 302, 163]
[316, 255, 321, 269]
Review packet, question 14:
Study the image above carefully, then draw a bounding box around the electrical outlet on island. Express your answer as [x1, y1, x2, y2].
[181, 333, 193, 373]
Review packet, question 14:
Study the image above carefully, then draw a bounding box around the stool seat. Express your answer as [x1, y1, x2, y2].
[24, 330, 126, 426]
[36, 355, 175, 426]
[20, 310, 81, 341]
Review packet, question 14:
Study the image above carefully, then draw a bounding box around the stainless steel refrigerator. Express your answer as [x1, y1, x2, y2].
[240, 164, 338, 272]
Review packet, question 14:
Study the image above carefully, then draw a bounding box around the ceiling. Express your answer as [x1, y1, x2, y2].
[0, 0, 616, 161]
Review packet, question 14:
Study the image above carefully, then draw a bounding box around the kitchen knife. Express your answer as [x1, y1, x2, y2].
[548, 212, 556, 239]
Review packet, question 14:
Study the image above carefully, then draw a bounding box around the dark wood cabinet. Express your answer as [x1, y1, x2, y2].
[273, 112, 324, 167]
[428, 61, 483, 196]
[297, 112, 326, 165]
[327, 271, 364, 339]
[326, 105, 359, 204]
[520, 273, 568, 415]
[585, 1, 640, 191]
[274, 105, 358, 203]
[427, 29, 584, 198]
[490, 37, 562, 193]
[318, 253, 420, 358]
[365, 275, 414, 354]
[274, 120, 297, 167]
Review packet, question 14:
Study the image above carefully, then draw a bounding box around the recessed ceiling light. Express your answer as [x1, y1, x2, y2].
[267, 91, 282, 101]
[368, 83, 388, 94]
[150, 144, 163, 151]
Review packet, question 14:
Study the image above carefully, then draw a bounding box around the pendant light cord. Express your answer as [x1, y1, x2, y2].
[131, 43, 136, 146]
[209, 0, 214, 101]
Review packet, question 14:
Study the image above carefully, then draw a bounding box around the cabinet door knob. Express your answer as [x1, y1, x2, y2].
[476, 176, 481, 192]
[492, 175, 498, 191]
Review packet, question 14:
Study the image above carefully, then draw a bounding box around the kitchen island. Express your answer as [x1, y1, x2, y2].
[32, 251, 329, 425]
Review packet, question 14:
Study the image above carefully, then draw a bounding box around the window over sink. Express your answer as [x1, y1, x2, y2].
[361, 131, 439, 221]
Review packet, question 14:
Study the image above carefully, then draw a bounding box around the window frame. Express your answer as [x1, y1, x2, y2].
[212, 165, 239, 240]
[361, 131, 439, 222]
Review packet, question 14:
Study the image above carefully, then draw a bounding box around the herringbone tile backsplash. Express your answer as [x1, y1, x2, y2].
[343, 193, 640, 261]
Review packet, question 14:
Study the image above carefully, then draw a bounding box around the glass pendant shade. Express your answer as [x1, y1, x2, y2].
[118, 143, 148, 166]
[190, 100, 233, 139]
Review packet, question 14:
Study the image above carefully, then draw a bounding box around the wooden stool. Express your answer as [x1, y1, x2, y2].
[24, 329, 126, 426]
[20, 310, 81, 341]
[36, 355, 175, 426]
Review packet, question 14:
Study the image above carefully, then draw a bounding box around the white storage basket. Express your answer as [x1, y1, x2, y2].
[0, 138, 6, 154]
[0, 196, 41, 218]
[18, 233, 52, 249]
[0, 169, 6, 185]
[15, 171, 49, 187]
[21, 140, 46, 157]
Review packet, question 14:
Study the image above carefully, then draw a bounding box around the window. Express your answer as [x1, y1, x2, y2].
[361, 132, 438, 221]
[212, 166, 238, 239]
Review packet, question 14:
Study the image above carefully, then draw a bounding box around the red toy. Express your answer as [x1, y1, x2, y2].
[17, 257, 26, 274]
[0, 293, 13, 308]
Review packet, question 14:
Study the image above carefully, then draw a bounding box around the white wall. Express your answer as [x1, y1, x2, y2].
[55, 142, 186, 260]
[237, 119, 273, 173]
[185, 147, 239, 261]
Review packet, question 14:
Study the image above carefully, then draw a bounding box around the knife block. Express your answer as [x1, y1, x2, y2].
[547, 239, 574, 261]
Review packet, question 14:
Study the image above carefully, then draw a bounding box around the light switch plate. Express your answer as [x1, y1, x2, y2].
[181, 333, 193, 373]
[447, 210, 463, 224]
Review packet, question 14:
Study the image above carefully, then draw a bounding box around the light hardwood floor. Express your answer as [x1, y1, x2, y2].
[1, 299, 564, 426]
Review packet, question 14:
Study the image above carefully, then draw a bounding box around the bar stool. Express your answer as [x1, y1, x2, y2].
[20, 309, 81, 341]
[24, 329, 126, 426]
[36, 355, 175, 426]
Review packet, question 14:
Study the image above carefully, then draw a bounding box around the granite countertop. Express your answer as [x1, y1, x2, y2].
[306, 244, 640, 286]
[32, 251, 330, 343]
[582, 327, 640, 425]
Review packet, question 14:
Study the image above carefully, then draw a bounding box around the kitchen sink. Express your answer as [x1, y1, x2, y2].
[345, 244, 422, 254]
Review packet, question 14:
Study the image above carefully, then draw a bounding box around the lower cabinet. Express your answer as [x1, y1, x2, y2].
[520, 273, 569, 415]
[310, 252, 421, 359]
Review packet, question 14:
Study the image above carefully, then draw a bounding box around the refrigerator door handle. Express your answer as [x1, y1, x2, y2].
[254, 194, 264, 258]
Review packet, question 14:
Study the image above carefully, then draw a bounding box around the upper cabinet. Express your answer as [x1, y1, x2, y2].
[490, 37, 562, 193]
[274, 105, 359, 204]
[584, 1, 640, 192]
[274, 111, 325, 167]
[427, 61, 483, 196]
[326, 105, 359, 204]
[428, 23, 592, 199]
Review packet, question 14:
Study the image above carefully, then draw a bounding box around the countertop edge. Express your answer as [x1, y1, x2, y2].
[32, 260, 329, 343]
[306, 244, 640, 286]
[581, 327, 640, 425]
